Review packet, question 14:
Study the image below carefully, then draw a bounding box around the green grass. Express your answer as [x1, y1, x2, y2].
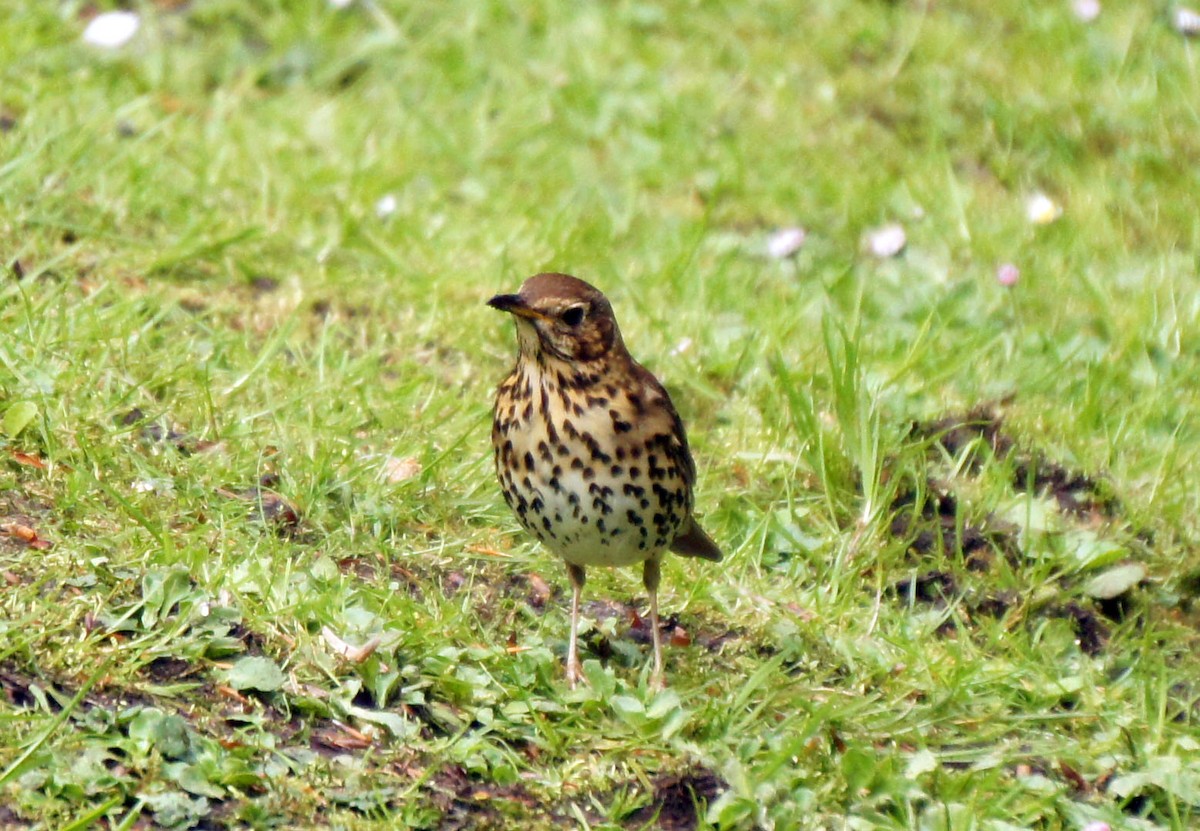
[2, 1, 1200, 828]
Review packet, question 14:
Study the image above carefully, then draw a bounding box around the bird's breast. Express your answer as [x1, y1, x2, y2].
[492, 364, 691, 567]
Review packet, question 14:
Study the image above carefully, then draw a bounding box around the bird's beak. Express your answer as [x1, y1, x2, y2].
[487, 293, 549, 322]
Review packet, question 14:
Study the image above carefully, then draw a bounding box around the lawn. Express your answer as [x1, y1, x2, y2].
[2, 1, 1199, 828]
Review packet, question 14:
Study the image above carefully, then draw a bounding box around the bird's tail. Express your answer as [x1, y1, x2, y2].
[670, 519, 723, 562]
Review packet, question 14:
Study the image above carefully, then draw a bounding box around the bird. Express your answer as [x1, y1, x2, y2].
[488, 272, 722, 689]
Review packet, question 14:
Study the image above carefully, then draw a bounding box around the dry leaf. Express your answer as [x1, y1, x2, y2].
[1, 523, 52, 550]
[10, 451, 47, 469]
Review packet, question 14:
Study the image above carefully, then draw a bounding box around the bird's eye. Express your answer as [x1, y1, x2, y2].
[561, 306, 586, 327]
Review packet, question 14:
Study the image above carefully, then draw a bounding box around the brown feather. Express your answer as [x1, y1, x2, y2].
[670, 518, 723, 561]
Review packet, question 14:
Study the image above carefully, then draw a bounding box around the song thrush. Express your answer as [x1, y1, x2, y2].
[488, 272, 722, 689]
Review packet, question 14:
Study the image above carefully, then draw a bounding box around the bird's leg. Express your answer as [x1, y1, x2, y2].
[643, 555, 664, 690]
[566, 563, 586, 688]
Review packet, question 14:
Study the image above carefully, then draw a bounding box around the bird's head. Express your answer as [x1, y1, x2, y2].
[488, 273, 624, 364]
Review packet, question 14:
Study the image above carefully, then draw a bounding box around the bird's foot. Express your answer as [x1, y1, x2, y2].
[649, 670, 665, 693]
[566, 658, 587, 689]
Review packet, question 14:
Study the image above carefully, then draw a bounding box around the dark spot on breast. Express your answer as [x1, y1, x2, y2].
[585, 434, 612, 464]
[629, 467, 641, 480]
[609, 409, 633, 433]
[627, 510, 644, 526]
[582, 467, 595, 481]
[623, 483, 645, 498]
[627, 393, 644, 414]
[537, 441, 553, 463]
[523, 452, 535, 471]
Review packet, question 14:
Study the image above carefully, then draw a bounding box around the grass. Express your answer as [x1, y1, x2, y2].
[2, 0, 1199, 828]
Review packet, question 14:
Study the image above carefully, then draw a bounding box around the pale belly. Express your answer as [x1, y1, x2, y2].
[492, 362, 692, 569]
[496, 437, 689, 568]
[529, 465, 677, 567]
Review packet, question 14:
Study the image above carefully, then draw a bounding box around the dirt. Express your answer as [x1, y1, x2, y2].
[623, 766, 728, 831]
[575, 598, 740, 658]
[118, 407, 218, 455]
[911, 403, 1122, 519]
[889, 484, 1018, 571]
[0, 805, 32, 829]
[1045, 601, 1109, 656]
[889, 404, 1140, 655]
[0, 490, 55, 555]
[424, 764, 541, 830]
[142, 656, 201, 684]
[216, 480, 304, 539]
[0, 663, 40, 709]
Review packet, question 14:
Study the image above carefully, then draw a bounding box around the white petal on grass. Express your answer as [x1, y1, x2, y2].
[865, 223, 907, 258]
[321, 626, 381, 663]
[330, 0, 354, 7]
[1175, 6, 1200, 35]
[375, 193, 398, 218]
[1073, 0, 1101, 22]
[1026, 192, 1062, 225]
[132, 478, 174, 494]
[381, 455, 422, 484]
[996, 263, 1020, 287]
[1081, 823, 1111, 831]
[1083, 563, 1146, 599]
[669, 337, 693, 356]
[765, 227, 807, 259]
[82, 11, 140, 49]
